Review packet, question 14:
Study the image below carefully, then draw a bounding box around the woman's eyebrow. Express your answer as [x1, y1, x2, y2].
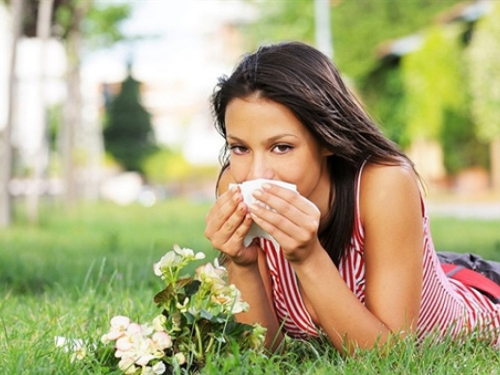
[227, 134, 299, 143]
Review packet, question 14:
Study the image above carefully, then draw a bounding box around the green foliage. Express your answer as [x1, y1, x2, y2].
[84, 3, 132, 49]
[244, 0, 489, 174]
[440, 108, 489, 174]
[400, 25, 487, 173]
[466, 2, 500, 142]
[143, 148, 219, 185]
[53, 0, 131, 46]
[401, 26, 464, 140]
[363, 63, 409, 148]
[244, 0, 464, 82]
[143, 149, 193, 184]
[103, 73, 157, 173]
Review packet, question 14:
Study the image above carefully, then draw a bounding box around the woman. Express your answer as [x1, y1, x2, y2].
[204, 41, 500, 354]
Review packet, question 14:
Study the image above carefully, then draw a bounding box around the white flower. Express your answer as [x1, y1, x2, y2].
[173, 244, 205, 261]
[174, 352, 186, 365]
[174, 245, 195, 258]
[54, 336, 88, 362]
[142, 362, 166, 375]
[227, 285, 249, 314]
[141, 323, 154, 337]
[195, 262, 226, 289]
[210, 284, 249, 314]
[152, 314, 166, 332]
[118, 356, 138, 374]
[175, 297, 190, 313]
[70, 346, 87, 363]
[152, 331, 172, 350]
[151, 361, 166, 374]
[154, 251, 180, 276]
[115, 323, 143, 353]
[102, 315, 131, 342]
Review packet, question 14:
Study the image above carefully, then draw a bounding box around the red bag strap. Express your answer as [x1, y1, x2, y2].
[442, 264, 500, 303]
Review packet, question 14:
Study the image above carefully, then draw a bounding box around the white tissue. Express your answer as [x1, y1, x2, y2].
[229, 178, 297, 248]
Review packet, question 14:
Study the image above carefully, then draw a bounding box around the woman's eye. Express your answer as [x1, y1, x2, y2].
[273, 144, 292, 154]
[229, 145, 247, 155]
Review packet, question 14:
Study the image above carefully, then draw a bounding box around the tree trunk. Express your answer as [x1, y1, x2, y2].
[491, 137, 500, 192]
[60, 0, 91, 206]
[0, 0, 25, 228]
[26, 0, 54, 224]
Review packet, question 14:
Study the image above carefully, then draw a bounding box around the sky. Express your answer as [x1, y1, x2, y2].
[86, 0, 252, 82]
[0, 1, 256, 166]
[84, 0, 256, 165]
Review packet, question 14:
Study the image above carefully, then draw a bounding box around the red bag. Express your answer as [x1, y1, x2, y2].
[441, 263, 500, 303]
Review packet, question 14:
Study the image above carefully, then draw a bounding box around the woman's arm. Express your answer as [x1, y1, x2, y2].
[249, 164, 423, 353]
[227, 252, 283, 350]
[207, 168, 283, 349]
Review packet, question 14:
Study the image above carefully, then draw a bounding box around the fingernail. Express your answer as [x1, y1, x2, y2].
[253, 189, 262, 197]
[249, 204, 259, 211]
[262, 183, 271, 190]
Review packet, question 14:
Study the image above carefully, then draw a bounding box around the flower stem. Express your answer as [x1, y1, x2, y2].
[205, 336, 214, 354]
[194, 323, 203, 359]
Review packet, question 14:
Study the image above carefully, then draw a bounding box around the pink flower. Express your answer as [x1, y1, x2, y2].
[102, 315, 131, 343]
[174, 352, 186, 365]
[117, 356, 138, 374]
[152, 331, 172, 350]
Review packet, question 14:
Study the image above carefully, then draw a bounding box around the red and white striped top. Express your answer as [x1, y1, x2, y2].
[260, 165, 500, 344]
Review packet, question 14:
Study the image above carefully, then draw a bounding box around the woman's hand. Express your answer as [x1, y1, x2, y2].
[248, 183, 322, 264]
[204, 186, 259, 266]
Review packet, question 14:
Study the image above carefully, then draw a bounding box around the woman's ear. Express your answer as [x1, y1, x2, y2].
[322, 147, 334, 157]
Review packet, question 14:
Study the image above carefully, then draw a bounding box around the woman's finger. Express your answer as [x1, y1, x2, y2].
[252, 185, 320, 227]
[206, 186, 242, 232]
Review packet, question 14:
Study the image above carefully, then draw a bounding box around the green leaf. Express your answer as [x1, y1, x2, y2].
[153, 285, 175, 305]
[184, 280, 201, 297]
[176, 276, 194, 289]
[184, 312, 196, 325]
[224, 321, 254, 337]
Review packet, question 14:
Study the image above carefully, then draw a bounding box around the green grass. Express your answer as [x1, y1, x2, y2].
[430, 217, 500, 261]
[1, 199, 500, 374]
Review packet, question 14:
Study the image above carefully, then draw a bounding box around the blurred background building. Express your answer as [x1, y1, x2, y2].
[1, 0, 499, 227]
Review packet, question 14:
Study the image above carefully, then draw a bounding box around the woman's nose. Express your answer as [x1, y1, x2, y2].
[247, 157, 274, 181]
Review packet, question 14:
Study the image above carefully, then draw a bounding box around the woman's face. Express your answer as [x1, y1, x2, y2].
[224, 95, 331, 205]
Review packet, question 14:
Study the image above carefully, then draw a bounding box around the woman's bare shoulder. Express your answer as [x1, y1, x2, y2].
[359, 161, 422, 223]
[361, 161, 418, 189]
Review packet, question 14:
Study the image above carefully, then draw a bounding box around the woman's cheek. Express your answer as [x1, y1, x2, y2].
[228, 161, 247, 183]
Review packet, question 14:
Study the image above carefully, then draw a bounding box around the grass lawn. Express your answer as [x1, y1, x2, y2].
[1, 198, 500, 374]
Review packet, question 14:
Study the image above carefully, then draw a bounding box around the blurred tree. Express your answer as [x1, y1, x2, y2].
[103, 69, 157, 174]
[362, 60, 408, 148]
[53, 1, 131, 204]
[401, 26, 487, 176]
[401, 28, 458, 142]
[143, 148, 193, 184]
[467, 3, 500, 191]
[244, 0, 464, 83]
[0, 0, 25, 228]
[0, 0, 131, 226]
[26, 0, 54, 225]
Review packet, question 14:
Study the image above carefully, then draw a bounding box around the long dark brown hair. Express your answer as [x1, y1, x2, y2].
[210, 41, 414, 267]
